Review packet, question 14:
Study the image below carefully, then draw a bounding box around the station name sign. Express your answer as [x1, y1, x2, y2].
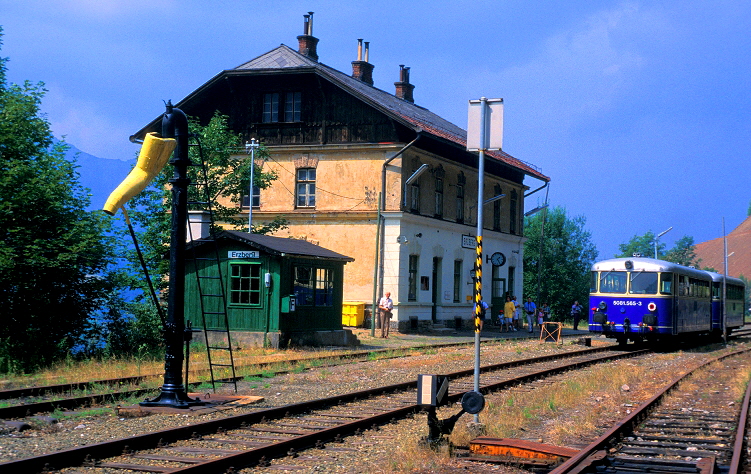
[228, 250, 259, 259]
[461, 235, 477, 249]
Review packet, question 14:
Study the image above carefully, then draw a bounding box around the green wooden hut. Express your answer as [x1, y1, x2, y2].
[185, 230, 357, 348]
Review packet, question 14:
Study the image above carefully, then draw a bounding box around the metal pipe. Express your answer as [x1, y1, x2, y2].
[374, 133, 422, 332]
[245, 139, 259, 232]
[364, 42, 370, 62]
[357, 39, 363, 61]
[370, 193, 382, 337]
[473, 98, 488, 424]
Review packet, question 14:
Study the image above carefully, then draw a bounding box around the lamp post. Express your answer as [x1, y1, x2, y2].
[245, 139, 259, 233]
[654, 226, 673, 259]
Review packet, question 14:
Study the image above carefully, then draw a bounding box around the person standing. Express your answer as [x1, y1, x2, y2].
[524, 297, 537, 333]
[541, 302, 551, 325]
[503, 296, 516, 332]
[571, 300, 583, 330]
[513, 296, 521, 330]
[378, 291, 394, 338]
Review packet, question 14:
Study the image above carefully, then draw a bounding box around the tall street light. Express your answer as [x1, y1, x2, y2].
[654, 226, 673, 259]
[245, 139, 259, 233]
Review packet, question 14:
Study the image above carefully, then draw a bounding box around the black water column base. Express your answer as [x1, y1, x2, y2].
[140, 384, 207, 408]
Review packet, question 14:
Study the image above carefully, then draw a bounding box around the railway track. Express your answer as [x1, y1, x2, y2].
[0, 337, 518, 420]
[550, 346, 751, 473]
[0, 332, 599, 420]
[0, 346, 641, 472]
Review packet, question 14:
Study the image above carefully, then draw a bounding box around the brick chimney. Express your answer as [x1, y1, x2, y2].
[395, 65, 415, 102]
[297, 12, 319, 61]
[351, 39, 374, 86]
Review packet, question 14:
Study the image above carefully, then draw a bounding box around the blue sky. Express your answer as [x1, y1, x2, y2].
[2, 0, 749, 258]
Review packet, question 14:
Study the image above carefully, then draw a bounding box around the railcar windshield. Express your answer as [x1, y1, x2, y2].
[629, 271, 658, 294]
[590, 272, 598, 293]
[599, 271, 627, 294]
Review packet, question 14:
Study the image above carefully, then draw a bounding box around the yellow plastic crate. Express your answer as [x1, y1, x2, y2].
[342, 302, 366, 327]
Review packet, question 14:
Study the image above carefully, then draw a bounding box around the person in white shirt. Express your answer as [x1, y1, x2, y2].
[378, 292, 394, 338]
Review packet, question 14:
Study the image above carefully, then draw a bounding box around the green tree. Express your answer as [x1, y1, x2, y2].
[523, 207, 598, 322]
[615, 231, 659, 259]
[663, 235, 698, 267]
[124, 112, 285, 340]
[617, 231, 698, 266]
[0, 30, 118, 372]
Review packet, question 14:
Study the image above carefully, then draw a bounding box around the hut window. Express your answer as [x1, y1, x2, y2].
[229, 263, 262, 305]
[294, 265, 334, 307]
[296, 168, 316, 208]
[455, 183, 464, 223]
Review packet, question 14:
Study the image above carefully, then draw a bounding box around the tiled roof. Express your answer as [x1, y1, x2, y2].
[188, 230, 354, 262]
[233, 45, 548, 182]
[694, 216, 751, 278]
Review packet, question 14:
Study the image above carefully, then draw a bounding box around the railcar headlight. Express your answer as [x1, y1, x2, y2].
[598, 301, 607, 311]
[647, 302, 656, 312]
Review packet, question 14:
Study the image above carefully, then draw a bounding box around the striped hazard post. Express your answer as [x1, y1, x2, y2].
[474, 235, 483, 333]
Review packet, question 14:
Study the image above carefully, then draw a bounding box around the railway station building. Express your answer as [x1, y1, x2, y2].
[135, 13, 550, 333]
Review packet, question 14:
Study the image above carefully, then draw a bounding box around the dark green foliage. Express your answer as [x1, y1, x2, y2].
[663, 235, 698, 267]
[615, 231, 659, 259]
[523, 207, 598, 322]
[0, 29, 118, 372]
[616, 231, 699, 267]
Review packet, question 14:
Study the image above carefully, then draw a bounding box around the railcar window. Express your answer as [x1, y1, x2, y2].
[590, 272, 598, 293]
[629, 272, 657, 294]
[600, 271, 627, 294]
[660, 273, 673, 295]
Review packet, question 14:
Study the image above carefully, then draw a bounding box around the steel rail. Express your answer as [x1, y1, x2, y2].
[0, 337, 511, 400]
[0, 336, 598, 419]
[728, 365, 751, 473]
[550, 346, 751, 474]
[162, 348, 648, 473]
[0, 346, 638, 473]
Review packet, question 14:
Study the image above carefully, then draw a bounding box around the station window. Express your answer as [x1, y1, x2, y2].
[493, 184, 502, 231]
[263, 91, 302, 123]
[229, 263, 262, 305]
[408, 255, 418, 301]
[434, 176, 444, 218]
[453, 260, 462, 303]
[510, 190, 518, 234]
[296, 168, 316, 208]
[241, 185, 261, 209]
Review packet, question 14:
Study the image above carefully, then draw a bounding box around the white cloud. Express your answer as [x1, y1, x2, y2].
[497, 3, 658, 129]
[42, 84, 137, 161]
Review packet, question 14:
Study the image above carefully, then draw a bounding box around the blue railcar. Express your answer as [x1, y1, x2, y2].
[707, 271, 745, 331]
[589, 257, 744, 345]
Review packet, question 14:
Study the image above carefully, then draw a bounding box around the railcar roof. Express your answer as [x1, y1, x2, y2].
[705, 271, 745, 286]
[591, 257, 709, 278]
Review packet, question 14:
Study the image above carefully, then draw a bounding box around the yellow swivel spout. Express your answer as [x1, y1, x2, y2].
[103, 133, 176, 215]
